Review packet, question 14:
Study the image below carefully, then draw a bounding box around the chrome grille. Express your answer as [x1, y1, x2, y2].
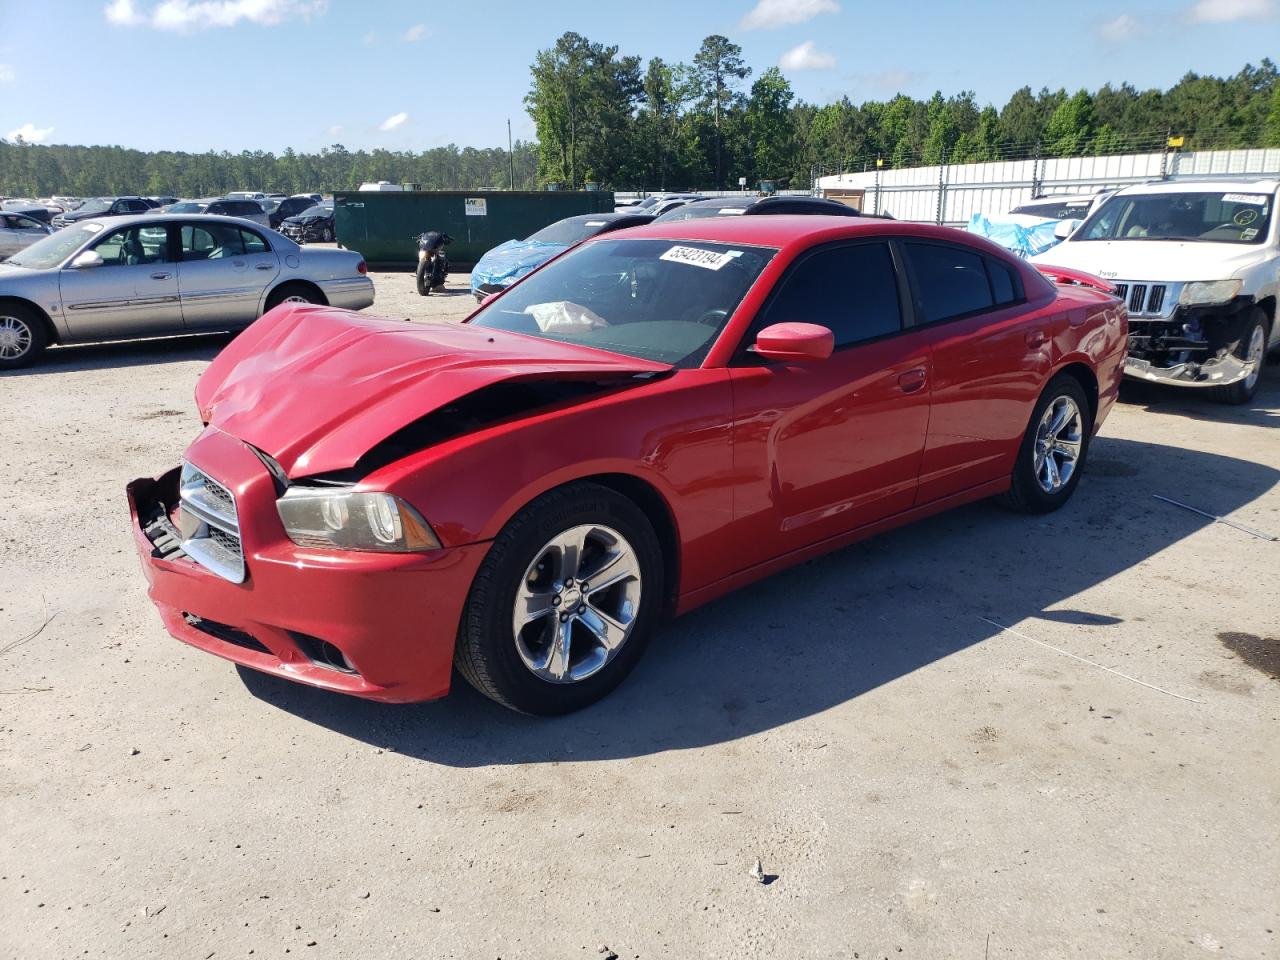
[178, 462, 245, 583]
[1111, 281, 1174, 318]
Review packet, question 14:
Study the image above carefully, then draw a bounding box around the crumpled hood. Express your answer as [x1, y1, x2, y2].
[1030, 239, 1261, 282]
[470, 238, 566, 286]
[195, 304, 670, 477]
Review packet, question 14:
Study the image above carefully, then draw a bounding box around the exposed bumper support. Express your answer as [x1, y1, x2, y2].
[1123, 353, 1254, 388]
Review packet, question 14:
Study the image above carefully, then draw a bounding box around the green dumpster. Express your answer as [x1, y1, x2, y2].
[333, 190, 616, 267]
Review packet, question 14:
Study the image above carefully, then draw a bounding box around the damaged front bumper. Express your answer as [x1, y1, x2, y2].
[1123, 352, 1256, 388]
[126, 429, 489, 703]
[1123, 297, 1261, 388]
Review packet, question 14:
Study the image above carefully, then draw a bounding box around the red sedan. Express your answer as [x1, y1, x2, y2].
[128, 216, 1127, 715]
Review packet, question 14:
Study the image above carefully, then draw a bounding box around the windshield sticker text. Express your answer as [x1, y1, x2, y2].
[1222, 193, 1267, 205]
[660, 245, 738, 270]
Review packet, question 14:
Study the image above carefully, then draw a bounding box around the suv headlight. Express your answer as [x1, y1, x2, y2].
[1179, 280, 1242, 306]
[276, 488, 441, 552]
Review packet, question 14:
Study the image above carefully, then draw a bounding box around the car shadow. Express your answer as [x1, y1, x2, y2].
[239, 431, 1279, 766]
[2, 331, 234, 376]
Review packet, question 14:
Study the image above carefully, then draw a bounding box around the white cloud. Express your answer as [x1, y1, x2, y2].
[741, 0, 839, 30]
[7, 122, 55, 144]
[105, 0, 144, 24]
[327, 124, 342, 136]
[779, 40, 836, 71]
[0, 64, 14, 83]
[863, 69, 915, 90]
[401, 23, 427, 41]
[1187, 0, 1274, 20]
[379, 112, 408, 132]
[1099, 13, 1138, 39]
[104, 0, 326, 31]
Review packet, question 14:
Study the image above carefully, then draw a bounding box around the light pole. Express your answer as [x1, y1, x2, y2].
[508, 118, 515, 190]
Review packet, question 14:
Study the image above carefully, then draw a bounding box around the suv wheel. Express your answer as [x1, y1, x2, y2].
[1209, 309, 1268, 405]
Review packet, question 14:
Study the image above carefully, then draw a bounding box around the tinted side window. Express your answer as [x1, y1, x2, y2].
[905, 242, 995, 323]
[986, 258, 1020, 305]
[758, 242, 902, 349]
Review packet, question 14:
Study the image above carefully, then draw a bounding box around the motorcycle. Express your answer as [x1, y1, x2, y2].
[414, 231, 453, 296]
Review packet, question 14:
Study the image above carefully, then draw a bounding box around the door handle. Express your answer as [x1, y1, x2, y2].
[897, 368, 927, 393]
[232, 260, 246, 268]
[150, 272, 172, 280]
[255, 263, 274, 270]
[1025, 329, 1048, 348]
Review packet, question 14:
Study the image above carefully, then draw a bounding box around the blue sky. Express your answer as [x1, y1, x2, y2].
[1, 0, 1277, 152]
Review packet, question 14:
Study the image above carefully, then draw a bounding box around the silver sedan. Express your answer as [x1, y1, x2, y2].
[0, 213, 374, 368]
[0, 212, 53, 260]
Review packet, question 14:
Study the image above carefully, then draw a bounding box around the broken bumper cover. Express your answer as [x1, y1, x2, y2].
[126, 433, 488, 703]
[1123, 353, 1255, 388]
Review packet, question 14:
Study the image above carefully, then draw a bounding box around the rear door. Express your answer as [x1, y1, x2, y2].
[727, 240, 933, 569]
[177, 222, 280, 328]
[903, 240, 1054, 503]
[0, 214, 47, 258]
[57, 223, 181, 339]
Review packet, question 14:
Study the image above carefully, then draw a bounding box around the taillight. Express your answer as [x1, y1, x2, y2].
[356, 260, 367, 275]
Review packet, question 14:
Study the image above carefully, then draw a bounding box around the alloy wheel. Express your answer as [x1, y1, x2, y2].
[0, 315, 33, 360]
[281, 294, 311, 304]
[512, 524, 643, 684]
[1033, 395, 1083, 494]
[1243, 323, 1266, 393]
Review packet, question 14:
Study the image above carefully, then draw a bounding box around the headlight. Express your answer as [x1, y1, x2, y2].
[276, 488, 441, 552]
[1179, 280, 1241, 306]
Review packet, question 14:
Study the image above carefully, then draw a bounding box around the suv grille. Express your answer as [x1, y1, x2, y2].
[1113, 282, 1173, 318]
[178, 462, 245, 583]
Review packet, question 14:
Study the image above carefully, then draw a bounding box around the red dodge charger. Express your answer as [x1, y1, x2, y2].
[128, 216, 1126, 715]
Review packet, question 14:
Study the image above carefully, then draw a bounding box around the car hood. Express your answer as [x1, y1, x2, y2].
[1030, 239, 1262, 281]
[284, 214, 331, 224]
[471, 239, 566, 285]
[194, 303, 670, 477]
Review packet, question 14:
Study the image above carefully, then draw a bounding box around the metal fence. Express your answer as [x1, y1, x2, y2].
[816, 147, 1280, 225]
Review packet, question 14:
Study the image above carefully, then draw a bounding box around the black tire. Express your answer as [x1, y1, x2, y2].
[1208, 309, 1268, 405]
[0, 303, 50, 370]
[1000, 373, 1093, 514]
[322, 227, 334, 242]
[264, 283, 324, 312]
[455, 482, 664, 715]
[415, 260, 431, 296]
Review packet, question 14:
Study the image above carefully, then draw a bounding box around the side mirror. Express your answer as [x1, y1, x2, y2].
[752, 322, 834, 363]
[1053, 219, 1078, 240]
[69, 250, 104, 269]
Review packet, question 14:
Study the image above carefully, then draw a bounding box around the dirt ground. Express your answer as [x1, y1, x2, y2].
[1, 265, 1277, 959]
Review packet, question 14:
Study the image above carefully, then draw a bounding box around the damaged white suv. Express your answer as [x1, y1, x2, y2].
[1032, 178, 1278, 404]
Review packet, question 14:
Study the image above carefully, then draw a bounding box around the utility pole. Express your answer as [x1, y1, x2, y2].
[507, 118, 515, 190]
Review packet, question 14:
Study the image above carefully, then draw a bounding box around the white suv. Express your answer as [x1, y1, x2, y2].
[1033, 178, 1278, 403]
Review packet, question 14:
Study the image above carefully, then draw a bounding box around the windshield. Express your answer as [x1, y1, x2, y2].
[1011, 198, 1095, 220]
[6, 222, 101, 269]
[1075, 191, 1273, 244]
[75, 198, 111, 215]
[297, 205, 330, 218]
[656, 203, 747, 223]
[468, 237, 775, 365]
[167, 202, 207, 213]
[526, 218, 607, 245]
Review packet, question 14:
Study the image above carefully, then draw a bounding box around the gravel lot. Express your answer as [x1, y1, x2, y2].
[1, 264, 1277, 959]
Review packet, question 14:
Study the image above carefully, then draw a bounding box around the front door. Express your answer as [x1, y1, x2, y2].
[727, 240, 933, 571]
[177, 222, 279, 328]
[57, 223, 181, 340]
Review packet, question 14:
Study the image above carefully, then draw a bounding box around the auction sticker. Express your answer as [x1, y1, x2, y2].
[1223, 193, 1267, 205]
[660, 245, 739, 270]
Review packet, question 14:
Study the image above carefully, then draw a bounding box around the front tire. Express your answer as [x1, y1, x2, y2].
[0, 305, 49, 370]
[1000, 373, 1092, 514]
[1208, 309, 1267, 405]
[455, 482, 664, 715]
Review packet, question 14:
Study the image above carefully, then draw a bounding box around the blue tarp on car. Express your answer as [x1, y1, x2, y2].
[469, 239, 567, 296]
[967, 213, 1076, 258]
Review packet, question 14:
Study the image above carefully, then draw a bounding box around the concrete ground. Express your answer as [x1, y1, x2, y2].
[1, 266, 1277, 959]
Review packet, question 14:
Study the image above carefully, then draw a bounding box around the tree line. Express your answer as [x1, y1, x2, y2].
[2, 39, 1278, 199]
[526, 33, 1280, 190]
[0, 140, 540, 199]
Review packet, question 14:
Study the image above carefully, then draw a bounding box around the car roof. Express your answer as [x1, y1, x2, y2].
[598, 213, 971, 253]
[63, 213, 286, 231]
[1116, 178, 1279, 196]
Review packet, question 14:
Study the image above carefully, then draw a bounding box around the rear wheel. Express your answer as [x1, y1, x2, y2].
[1208, 309, 1267, 405]
[416, 260, 431, 296]
[1000, 374, 1092, 514]
[0, 305, 49, 370]
[455, 482, 663, 715]
[264, 283, 324, 312]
